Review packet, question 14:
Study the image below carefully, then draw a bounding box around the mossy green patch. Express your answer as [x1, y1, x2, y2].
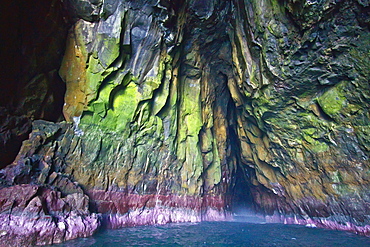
[92, 102, 107, 118]
[178, 78, 202, 142]
[99, 109, 118, 130]
[317, 85, 346, 117]
[302, 128, 316, 136]
[98, 82, 116, 104]
[113, 82, 139, 131]
[204, 137, 222, 188]
[303, 133, 329, 153]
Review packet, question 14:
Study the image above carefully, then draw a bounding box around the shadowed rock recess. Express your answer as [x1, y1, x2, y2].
[0, 0, 369, 245]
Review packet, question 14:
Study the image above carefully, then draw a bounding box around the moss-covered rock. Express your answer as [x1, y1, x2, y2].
[10, 0, 368, 240]
[317, 83, 347, 118]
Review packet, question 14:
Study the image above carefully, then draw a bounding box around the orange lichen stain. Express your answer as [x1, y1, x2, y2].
[59, 25, 88, 122]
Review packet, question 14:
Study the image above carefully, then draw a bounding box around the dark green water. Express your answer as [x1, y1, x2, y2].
[51, 219, 370, 247]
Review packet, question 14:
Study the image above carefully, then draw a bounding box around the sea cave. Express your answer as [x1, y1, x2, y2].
[0, 0, 369, 246]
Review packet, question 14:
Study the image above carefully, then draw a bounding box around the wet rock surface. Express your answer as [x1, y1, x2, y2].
[0, 0, 369, 245]
[0, 120, 229, 246]
[0, 184, 100, 246]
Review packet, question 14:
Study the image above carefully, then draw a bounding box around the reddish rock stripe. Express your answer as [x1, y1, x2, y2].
[0, 186, 230, 246]
[102, 207, 230, 229]
[87, 190, 227, 214]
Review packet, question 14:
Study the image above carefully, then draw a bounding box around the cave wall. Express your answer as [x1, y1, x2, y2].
[0, 0, 68, 168]
[58, 0, 238, 199]
[56, 0, 370, 224]
[233, 0, 370, 227]
[0, 0, 369, 245]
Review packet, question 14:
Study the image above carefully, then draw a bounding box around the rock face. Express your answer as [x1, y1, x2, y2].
[0, 184, 100, 246]
[0, 0, 369, 245]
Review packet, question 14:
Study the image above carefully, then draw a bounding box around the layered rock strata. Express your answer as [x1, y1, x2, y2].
[0, 0, 369, 245]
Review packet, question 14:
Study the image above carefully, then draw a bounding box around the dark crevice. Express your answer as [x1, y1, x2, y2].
[223, 75, 256, 214]
[227, 110, 255, 214]
[231, 165, 257, 214]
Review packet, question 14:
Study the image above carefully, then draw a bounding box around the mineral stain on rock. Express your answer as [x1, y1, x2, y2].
[0, 0, 369, 245]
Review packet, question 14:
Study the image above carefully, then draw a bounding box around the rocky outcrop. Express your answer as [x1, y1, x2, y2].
[0, 0, 369, 245]
[0, 121, 101, 246]
[0, 185, 99, 246]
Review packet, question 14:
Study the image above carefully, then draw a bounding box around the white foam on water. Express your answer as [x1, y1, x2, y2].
[232, 209, 266, 224]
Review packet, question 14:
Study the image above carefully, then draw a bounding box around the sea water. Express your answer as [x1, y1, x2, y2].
[50, 217, 370, 247]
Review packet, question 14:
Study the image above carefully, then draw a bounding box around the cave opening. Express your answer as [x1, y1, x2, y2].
[231, 164, 256, 215]
[222, 80, 257, 217]
[227, 118, 256, 216]
[226, 114, 265, 220]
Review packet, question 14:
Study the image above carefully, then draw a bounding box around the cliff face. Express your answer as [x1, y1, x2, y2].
[0, 0, 369, 245]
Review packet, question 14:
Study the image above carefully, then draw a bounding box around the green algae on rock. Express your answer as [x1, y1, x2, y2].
[55, 0, 370, 233]
[0, 0, 369, 245]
